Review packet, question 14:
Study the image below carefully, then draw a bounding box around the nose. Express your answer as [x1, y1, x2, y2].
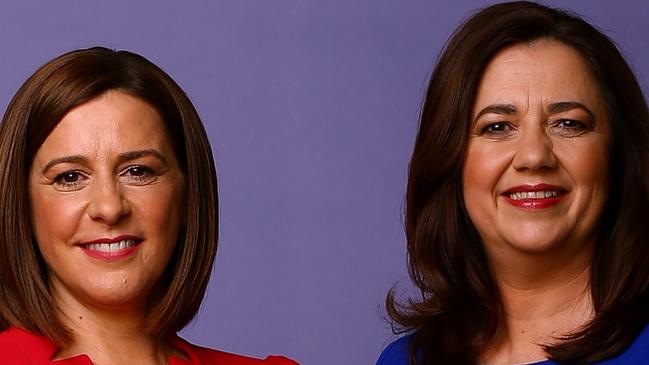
[87, 176, 130, 225]
[511, 124, 558, 171]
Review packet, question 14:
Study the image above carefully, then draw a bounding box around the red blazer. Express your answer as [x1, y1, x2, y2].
[0, 327, 298, 365]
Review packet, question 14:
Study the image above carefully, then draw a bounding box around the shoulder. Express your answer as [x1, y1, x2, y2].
[172, 336, 299, 365]
[599, 322, 649, 364]
[0, 326, 57, 363]
[0, 328, 26, 362]
[376, 334, 413, 365]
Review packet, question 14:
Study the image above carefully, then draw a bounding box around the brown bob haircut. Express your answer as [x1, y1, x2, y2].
[387, 2, 649, 364]
[0, 47, 218, 345]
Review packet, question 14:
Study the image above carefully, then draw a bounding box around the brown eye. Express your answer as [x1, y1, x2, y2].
[557, 119, 585, 129]
[127, 166, 149, 177]
[479, 122, 515, 138]
[53, 171, 89, 191]
[61, 172, 80, 182]
[551, 119, 588, 137]
[120, 165, 157, 185]
[483, 123, 509, 133]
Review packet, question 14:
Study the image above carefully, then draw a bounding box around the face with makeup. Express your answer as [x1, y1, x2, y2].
[29, 90, 185, 310]
[462, 40, 611, 257]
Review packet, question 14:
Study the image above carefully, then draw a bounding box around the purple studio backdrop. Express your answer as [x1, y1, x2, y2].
[1, 1, 647, 364]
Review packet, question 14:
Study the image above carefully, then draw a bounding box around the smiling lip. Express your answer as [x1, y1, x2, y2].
[78, 235, 143, 261]
[501, 183, 568, 210]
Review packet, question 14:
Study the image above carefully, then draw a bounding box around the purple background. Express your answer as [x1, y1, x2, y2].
[1, 1, 647, 364]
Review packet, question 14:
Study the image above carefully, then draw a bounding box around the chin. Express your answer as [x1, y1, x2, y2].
[499, 228, 570, 255]
[58, 271, 157, 310]
[505, 238, 562, 255]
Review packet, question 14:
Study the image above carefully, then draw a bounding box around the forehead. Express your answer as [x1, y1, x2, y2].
[473, 39, 605, 112]
[35, 91, 173, 158]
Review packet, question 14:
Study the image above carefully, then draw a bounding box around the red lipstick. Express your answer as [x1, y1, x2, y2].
[501, 184, 567, 210]
[78, 235, 142, 261]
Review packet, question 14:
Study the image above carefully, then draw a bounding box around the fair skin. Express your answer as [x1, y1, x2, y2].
[463, 40, 611, 364]
[29, 91, 186, 365]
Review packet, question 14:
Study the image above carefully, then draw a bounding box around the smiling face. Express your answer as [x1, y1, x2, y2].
[463, 40, 611, 257]
[29, 90, 185, 310]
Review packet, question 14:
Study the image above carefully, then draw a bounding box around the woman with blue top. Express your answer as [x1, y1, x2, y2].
[378, 2, 649, 364]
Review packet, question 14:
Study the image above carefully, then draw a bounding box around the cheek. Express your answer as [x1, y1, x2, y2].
[127, 182, 184, 248]
[582, 154, 608, 188]
[30, 190, 85, 254]
[462, 141, 512, 201]
[462, 141, 516, 243]
[556, 137, 609, 194]
[568, 156, 607, 190]
[462, 143, 495, 237]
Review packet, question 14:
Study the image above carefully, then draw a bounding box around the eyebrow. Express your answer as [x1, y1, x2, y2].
[41, 149, 167, 174]
[117, 149, 167, 165]
[473, 101, 596, 123]
[473, 104, 517, 123]
[548, 101, 595, 120]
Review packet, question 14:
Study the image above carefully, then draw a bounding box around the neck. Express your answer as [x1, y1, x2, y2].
[50, 278, 179, 365]
[480, 241, 595, 364]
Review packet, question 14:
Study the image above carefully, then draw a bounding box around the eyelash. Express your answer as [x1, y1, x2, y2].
[552, 119, 588, 134]
[121, 165, 156, 183]
[479, 122, 514, 136]
[52, 165, 158, 191]
[53, 170, 89, 190]
[477, 119, 588, 137]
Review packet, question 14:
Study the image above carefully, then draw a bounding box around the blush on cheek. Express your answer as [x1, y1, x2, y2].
[30, 193, 83, 255]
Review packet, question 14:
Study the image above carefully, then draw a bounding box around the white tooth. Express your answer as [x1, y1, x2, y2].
[87, 241, 135, 252]
[509, 191, 562, 199]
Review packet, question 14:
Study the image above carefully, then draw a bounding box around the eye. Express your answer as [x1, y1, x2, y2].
[551, 119, 588, 136]
[53, 171, 89, 191]
[478, 122, 516, 138]
[557, 119, 585, 129]
[120, 165, 157, 185]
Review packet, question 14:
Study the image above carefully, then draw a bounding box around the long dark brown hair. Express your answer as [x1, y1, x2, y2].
[386, 2, 649, 364]
[0, 47, 218, 346]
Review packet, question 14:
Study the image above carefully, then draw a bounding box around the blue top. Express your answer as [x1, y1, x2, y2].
[376, 324, 649, 365]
